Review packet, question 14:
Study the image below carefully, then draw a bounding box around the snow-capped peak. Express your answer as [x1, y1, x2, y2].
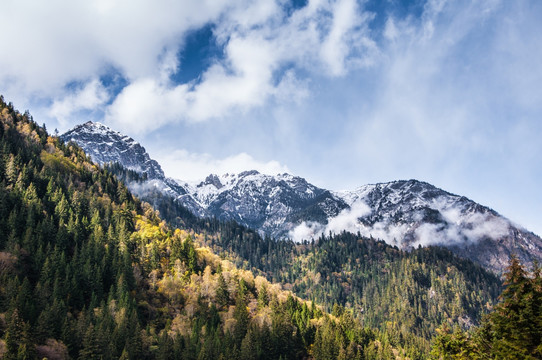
[180, 171, 320, 209]
[60, 121, 165, 180]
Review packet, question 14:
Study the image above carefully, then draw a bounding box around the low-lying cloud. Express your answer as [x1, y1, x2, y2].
[288, 201, 371, 242]
[411, 198, 510, 247]
[289, 196, 511, 248]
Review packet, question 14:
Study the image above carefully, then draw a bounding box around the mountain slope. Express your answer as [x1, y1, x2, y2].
[182, 171, 348, 236]
[329, 180, 542, 274]
[60, 121, 205, 216]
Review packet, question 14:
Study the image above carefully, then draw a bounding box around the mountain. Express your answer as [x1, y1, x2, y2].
[181, 171, 348, 236]
[61, 121, 165, 180]
[60, 121, 205, 216]
[61, 122, 542, 274]
[60, 122, 348, 233]
[3, 98, 530, 358]
[331, 180, 542, 274]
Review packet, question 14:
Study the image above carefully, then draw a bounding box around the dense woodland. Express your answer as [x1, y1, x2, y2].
[431, 255, 542, 359]
[116, 166, 504, 357]
[0, 97, 540, 359]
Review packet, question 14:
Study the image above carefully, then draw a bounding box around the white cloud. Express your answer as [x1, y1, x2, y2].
[48, 79, 109, 127]
[1, 0, 378, 132]
[154, 149, 290, 182]
[101, 0, 378, 132]
[289, 221, 322, 243]
[0, 0, 230, 94]
[320, 0, 373, 75]
[357, 221, 412, 246]
[104, 79, 189, 133]
[325, 201, 371, 234]
[289, 201, 371, 242]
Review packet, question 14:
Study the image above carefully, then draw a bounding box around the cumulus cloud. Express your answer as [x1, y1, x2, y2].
[0, 0, 229, 93]
[48, 79, 109, 127]
[102, 0, 377, 133]
[0, 0, 379, 133]
[104, 79, 189, 134]
[154, 149, 290, 182]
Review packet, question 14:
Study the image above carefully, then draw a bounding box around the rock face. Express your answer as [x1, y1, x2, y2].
[61, 121, 165, 180]
[331, 180, 542, 274]
[181, 171, 348, 237]
[61, 122, 542, 274]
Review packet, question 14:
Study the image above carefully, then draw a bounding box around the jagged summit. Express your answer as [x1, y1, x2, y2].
[61, 121, 165, 180]
[179, 171, 346, 235]
[326, 179, 542, 273]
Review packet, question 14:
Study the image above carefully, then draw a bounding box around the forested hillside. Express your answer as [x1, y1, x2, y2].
[109, 152, 503, 358]
[0, 97, 390, 359]
[431, 256, 542, 359]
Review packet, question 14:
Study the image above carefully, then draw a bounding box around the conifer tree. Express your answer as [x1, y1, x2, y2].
[258, 284, 269, 309]
[216, 273, 230, 309]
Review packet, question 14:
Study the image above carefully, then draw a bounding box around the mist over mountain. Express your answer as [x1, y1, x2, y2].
[61, 121, 542, 273]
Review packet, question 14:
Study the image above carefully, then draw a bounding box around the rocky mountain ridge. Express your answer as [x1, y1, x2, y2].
[181, 170, 348, 236]
[61, 121, 542, 273]
[330, 180, 542, 272]
[61, 121, 165, 180]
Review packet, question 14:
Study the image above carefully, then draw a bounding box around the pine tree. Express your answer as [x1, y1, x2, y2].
[216, 273, 230, 309]
[4, 310, 23, 360]
[234, 293, 250, 347]
[257, 284, 269, 310]
[240, 327, 258, 360]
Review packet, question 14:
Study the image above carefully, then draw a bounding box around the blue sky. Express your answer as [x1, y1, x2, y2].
[1, 0, 541, 235]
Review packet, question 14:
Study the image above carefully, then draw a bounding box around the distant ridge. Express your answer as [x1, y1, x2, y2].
[62, 122, 542, 274]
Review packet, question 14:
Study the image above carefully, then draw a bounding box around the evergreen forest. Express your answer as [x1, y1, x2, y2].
[0, 96, 540, 359]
